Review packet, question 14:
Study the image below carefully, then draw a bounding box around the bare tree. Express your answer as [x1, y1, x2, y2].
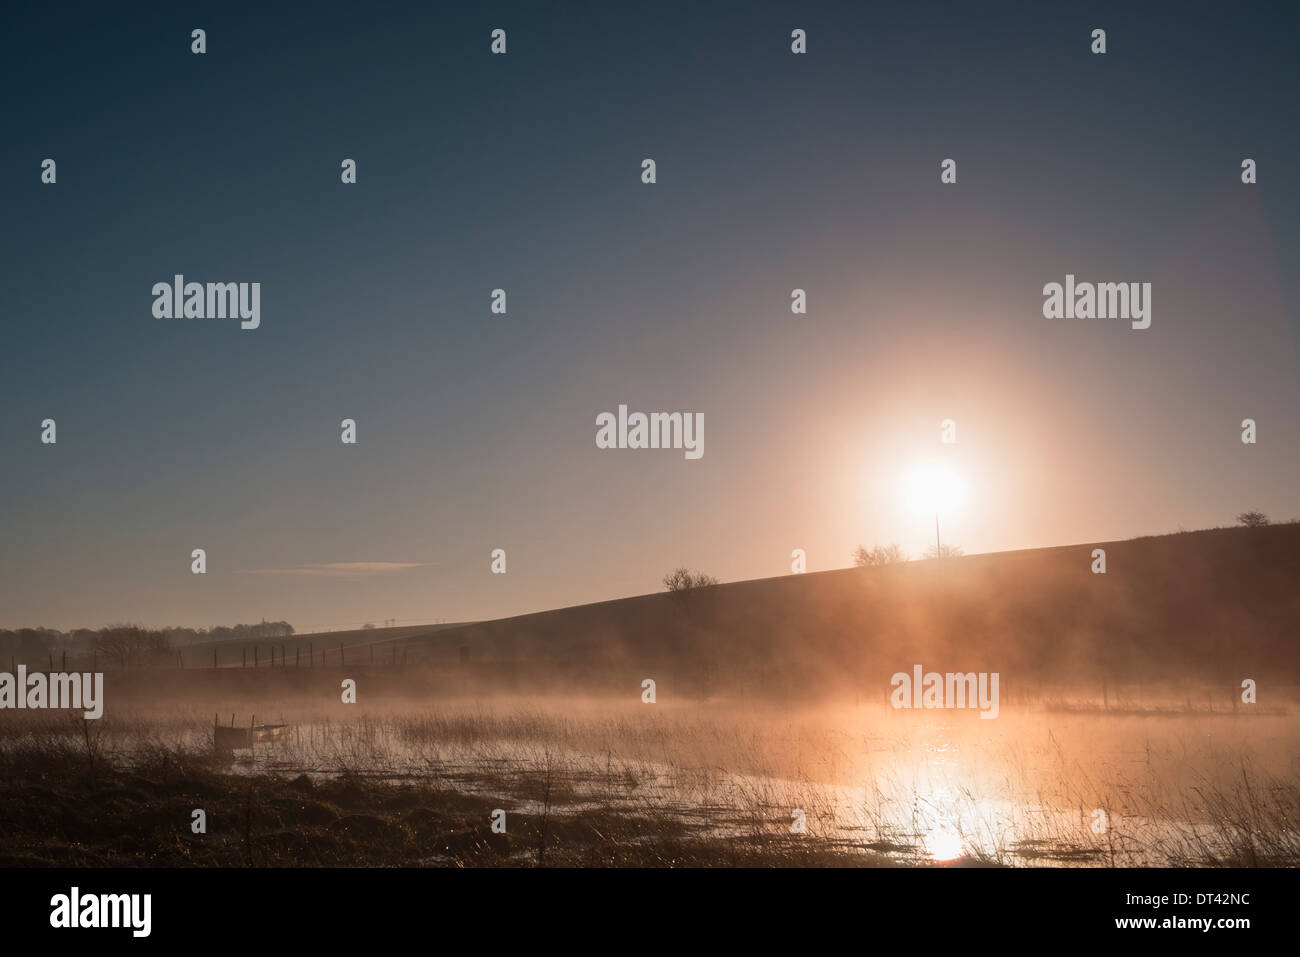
[924, 544, 964, 560]
[91, 624, 174, 668]
[662, 568, 719, 591]
[1236, 510, 1270, 528]
[852, 544, 907, 567]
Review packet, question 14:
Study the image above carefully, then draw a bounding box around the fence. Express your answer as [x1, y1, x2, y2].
[7, 641, 412, 673]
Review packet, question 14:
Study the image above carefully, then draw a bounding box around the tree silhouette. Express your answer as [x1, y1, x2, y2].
[852, 544, 907, 567]
[662, 568, 719, 591]
[924, 544, 964, 560]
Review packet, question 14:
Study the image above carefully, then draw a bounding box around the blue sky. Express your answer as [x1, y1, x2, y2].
[2, 1, 1297, 631]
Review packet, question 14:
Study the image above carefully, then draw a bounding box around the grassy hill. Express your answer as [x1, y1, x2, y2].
[389, 524, 1300, 697]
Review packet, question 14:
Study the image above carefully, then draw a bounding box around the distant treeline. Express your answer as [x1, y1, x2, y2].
[0, 621, 295, 661]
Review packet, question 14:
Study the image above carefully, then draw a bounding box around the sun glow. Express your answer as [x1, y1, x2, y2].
[904, 463, 965, 515]
[924, 826, 966, 862]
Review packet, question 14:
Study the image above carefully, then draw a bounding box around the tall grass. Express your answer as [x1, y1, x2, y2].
[1, 699, 1296, 866]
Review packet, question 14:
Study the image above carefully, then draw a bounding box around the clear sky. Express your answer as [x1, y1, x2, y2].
[2, 1, 1298, 632]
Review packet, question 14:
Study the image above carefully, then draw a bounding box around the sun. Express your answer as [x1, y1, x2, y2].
[904, 463, 965, 515]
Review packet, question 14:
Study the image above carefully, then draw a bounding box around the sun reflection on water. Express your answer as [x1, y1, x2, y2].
[924, 826, 965, 861]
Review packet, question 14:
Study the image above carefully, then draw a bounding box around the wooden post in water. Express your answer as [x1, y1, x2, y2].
[254, 647, 259, 668]
[242, 647, 247, 668]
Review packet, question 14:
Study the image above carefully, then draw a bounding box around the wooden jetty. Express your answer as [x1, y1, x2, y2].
[213, 713, 293, 752]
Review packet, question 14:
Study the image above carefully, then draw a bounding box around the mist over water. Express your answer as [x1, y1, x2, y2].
[4, 679, 1296, 867]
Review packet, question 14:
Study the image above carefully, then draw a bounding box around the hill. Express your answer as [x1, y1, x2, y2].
[390, 524, 1300, 697]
